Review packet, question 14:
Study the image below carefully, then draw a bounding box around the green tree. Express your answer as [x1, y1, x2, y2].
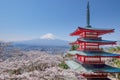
[58, 61, 69, 69]
[70, 45, 79, 51]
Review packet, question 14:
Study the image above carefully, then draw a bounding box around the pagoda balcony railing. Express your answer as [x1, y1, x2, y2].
[76, 58, 105, 64]
[78, 37, 102, 40]
[76, 56, 106, 64]
[78, 48, 102, 51]
[81, 73, 107, 78]
[83, 61, 105, 64]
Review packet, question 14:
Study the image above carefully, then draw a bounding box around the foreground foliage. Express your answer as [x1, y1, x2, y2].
[58, 61, 69, 69]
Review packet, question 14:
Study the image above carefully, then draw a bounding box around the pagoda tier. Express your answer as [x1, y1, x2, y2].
[65, 51, 120, 64]
[65, 60, 120, 73]
[67, 51, 120, 57]
[70, 38, 116, 51]
[70, 27, 114, 38]
[81, 73, 108, 78]
[70, 38, 116, 45]
[87, 78, 110, 80]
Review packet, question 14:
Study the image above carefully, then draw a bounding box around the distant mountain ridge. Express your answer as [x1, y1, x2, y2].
[117, 41, 120, 46]
[12, 38, 69, 46]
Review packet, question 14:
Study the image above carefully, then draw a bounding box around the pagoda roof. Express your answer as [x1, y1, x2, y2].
[67, 50, 120, 57]
[65, 60, 120, 73]
[70, 39, 116, 45]
[70, 27, 114, 36]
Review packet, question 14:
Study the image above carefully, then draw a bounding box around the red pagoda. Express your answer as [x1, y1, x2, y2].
[65, 2, 120, 80]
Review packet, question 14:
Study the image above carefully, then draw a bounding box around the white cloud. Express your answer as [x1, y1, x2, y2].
[40, 33, 56, 40]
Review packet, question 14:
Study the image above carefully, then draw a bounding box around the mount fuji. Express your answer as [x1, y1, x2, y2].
[13, 33, 69, 46]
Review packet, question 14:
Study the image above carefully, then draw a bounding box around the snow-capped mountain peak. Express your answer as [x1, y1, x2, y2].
[40, 33, 56, 40]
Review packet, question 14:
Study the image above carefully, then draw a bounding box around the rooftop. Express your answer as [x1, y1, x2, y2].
[70, 27, 114, 36]
[65, 60, 120, 73]
[67, 50, 120, 57]
[70, 38, 116, 45]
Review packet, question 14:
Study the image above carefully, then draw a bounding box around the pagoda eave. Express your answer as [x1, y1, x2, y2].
[70, 42, 116, 45]
[70, 39, 116, 45]
[65, 60, 120, 73]
[70, 27, 114, 36]
[66, 51, 120, 57]
[76, 54, 120, 58]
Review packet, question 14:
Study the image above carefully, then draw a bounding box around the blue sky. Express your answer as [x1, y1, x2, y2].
[0, 0, 120, 41]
